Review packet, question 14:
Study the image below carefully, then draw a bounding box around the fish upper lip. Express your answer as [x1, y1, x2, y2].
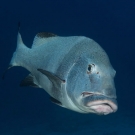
[87, 100, 118, 112]
[81, 92, 118, 114]
[81, 91, 117, 99]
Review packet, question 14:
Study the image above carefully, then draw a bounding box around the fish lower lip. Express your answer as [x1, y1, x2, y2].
[87, 100, 118, 115]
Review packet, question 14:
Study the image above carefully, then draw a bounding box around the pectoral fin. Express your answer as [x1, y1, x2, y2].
[37, 69, 65, 87]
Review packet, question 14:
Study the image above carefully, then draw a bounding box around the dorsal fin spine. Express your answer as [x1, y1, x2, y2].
[31, 32, 57, 48]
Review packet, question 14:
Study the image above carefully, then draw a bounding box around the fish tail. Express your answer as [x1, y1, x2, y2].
[2, 32, 29, 79]
[9, 32, 28, 67]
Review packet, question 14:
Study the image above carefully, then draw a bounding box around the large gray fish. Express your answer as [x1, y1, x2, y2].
[7, 30, 118, 115]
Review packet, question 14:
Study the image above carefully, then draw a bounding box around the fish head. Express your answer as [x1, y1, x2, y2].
[66, 52, 117, 115]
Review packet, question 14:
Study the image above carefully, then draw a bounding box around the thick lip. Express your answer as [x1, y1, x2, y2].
[81, 92, 118, 115]
[87, 100, 118, 115]
[81, 91, 117, 98]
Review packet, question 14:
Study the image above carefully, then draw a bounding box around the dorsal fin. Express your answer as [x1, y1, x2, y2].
[37, 32, 57, 38]
[32, 32, 57, 48]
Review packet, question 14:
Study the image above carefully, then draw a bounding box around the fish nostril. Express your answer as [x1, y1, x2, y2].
[81, 92, 94, 98]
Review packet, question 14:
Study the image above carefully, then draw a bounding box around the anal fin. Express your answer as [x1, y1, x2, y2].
[20, 74, 39, 88]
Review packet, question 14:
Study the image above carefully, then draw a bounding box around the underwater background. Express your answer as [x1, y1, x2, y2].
[0, 0, 135, 135]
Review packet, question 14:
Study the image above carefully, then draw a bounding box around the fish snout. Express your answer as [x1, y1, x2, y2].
[81, 92, 118, 115]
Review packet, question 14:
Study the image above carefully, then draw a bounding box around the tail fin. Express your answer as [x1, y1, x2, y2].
[2, 65, 13, 79]
[2, 23, 28, 79]
[9, 32, 26, 66]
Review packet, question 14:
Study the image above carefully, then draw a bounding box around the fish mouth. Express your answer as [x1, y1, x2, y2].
[81, 92, 118, 115]
[86, 100, 117, 115]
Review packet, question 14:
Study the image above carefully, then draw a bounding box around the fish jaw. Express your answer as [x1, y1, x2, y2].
[80, 93, 118, 115]
[86, 100, 117, 115]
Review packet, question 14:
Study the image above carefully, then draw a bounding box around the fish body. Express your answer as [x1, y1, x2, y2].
[8, 31, 117, 115]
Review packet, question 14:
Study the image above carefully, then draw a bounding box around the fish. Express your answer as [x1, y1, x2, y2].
[5, 29, 118, 115]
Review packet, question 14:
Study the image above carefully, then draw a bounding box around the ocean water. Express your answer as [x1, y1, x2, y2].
[0, 0, 135, 135]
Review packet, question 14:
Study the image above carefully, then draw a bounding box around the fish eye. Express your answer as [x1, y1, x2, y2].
[87, 64, 95, 74]
[87, 65, 91, 74]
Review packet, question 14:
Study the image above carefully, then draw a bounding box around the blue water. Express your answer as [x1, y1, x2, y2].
[0, 0, 135, 135]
